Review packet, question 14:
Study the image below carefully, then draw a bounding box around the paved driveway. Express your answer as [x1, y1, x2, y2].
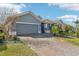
[18, 34, 79, 56]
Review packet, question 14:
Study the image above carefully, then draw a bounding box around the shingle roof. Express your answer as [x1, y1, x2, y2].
[4, 11, 42, 25]
[41, 19, 55, 24]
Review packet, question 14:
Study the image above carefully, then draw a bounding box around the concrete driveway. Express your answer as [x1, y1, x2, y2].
[18, 34, 79, 56]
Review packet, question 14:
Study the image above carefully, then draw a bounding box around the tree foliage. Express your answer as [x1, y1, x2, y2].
[74, 20, 79, 37]
[64, 25, 73, 36]
[51, 23, 74, 37]
[51, 24, 59, 35]
[76, 28, 79, 37]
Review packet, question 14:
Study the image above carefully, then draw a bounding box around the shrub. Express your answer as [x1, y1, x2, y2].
[12, 35, 18, 43]
[51, 24, 59, 35]
[0, 30, 5, 43]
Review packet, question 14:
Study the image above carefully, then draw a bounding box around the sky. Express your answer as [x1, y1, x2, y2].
[0, 3, 79, 26]
[20, 3, 79, 19]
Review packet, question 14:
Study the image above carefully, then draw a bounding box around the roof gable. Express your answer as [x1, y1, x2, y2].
[4, 11, 42, 25]
[17, 11, 42, 23]
[15, 12, 42, 24]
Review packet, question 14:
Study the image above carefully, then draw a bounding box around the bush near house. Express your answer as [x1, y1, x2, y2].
[0, 30, 5, 43]
[51, 24, 74, 37]
[51, 24, 65, 36]
[11, 35, 18, 43]
[51, 24, 59, 36]
[64, 25, 74, 36]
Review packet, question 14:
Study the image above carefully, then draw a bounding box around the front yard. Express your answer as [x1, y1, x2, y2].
[0, 32, 79, 56]
[0, 30, 37, 56]
[0, 42, 37, 56]
[57, 37, 79, 46]
[64, 38, 79, 46]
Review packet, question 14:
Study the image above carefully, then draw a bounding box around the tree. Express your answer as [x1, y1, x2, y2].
[74, 20, 79, 37]
[0, 4, 22, 24]
[76, 28, 79, 37]
[59, 19, 74, 37]
[64, 25, 73, 36]
[57, 19, 67, 36]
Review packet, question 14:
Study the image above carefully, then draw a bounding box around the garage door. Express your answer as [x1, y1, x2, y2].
[16, 23, 38, 35]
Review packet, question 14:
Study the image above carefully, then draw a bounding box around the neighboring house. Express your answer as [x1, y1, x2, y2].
[4, 11, 42, 36]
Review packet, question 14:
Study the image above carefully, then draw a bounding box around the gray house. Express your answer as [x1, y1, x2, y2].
[4, 11, 56, 36]
[4, 11, 42, 35]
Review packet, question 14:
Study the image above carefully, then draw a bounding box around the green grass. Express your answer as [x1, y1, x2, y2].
[56, 37, 79, 46]
[63, 38, 79, 46]
[0, 43, 37, 56]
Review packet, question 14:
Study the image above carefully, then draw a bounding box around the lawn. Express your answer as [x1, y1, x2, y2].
[58, 37, 79, 46]
[64, 38, 79, 46]
[0, 42, 37, 56]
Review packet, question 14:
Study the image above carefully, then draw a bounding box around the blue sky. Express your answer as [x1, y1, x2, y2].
[20, 3, 79, 19]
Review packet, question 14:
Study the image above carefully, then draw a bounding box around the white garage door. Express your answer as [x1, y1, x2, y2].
[16, 23, 38, 35]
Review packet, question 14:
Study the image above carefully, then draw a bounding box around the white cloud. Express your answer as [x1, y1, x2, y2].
[57, 15, 78, 19]
[57, 15, 79, 24]
[57, 15, 79, 26]
[0, 3, 32, 23]
[0, 3, 26, 14]
[0, 3, 27, 23]
[48, 3, 79, 11]
[20, 4, 26, 7]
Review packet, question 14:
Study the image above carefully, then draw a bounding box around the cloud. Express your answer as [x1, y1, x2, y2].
[57, 15, 79, 26]
[48, 3, 79, 11]
[57, 15, 78, 19]
[57, 15, 79, 23]
[20, 4, 26, 7]
[0, 3, 26, 14]
[0, 3, 27, 23]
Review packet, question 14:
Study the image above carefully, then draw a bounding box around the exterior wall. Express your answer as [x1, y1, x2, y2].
[10, 13, 41, 35]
